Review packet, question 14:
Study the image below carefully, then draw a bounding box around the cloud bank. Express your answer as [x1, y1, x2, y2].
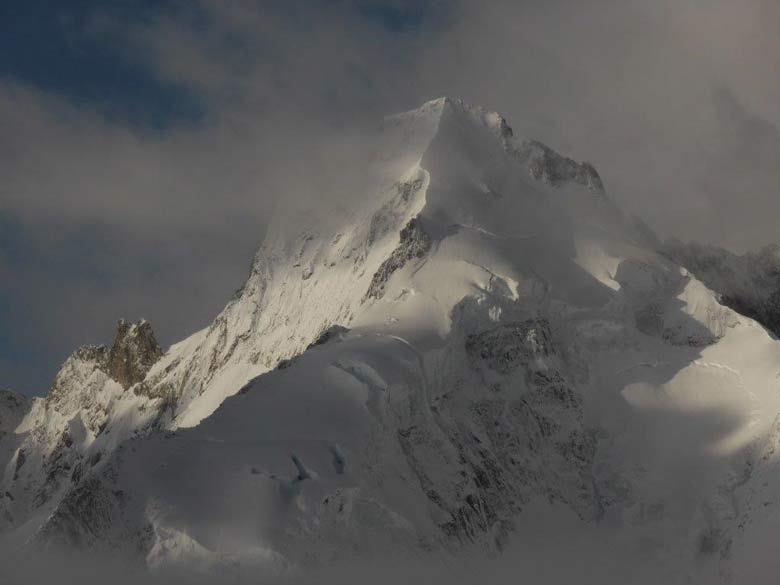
[2, 0, 779, 393]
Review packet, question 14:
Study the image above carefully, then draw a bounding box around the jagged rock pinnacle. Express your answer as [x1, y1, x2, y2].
[107, 319, 163, 389]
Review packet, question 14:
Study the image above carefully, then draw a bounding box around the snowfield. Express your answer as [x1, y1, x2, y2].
[3, 97, 780, 583]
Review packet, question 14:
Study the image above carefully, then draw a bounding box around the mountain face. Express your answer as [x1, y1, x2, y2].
[663, 240, 780, 338]
[0, 320, 163, 537]
[2, 97, 780, 583]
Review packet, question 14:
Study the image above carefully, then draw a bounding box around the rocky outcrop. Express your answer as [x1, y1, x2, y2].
[107, 320, 163, 389]
[515, 140, 605, 194]
[465, 319, 553, 374]
[365, 218, 432, 300]
[307, 325, 350, 350]
[392, 316, 605, 553]
[46, 346, 106, 406]
[47, 319, 162, 406]
[33, 475, 136, 552]
[0, 320, 164, 535]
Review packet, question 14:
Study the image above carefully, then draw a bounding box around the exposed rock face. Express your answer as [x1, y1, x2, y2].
[47, 345, 108, 405]
[53, 320, 164, 427]
[47, 319, 162, 406]
[0, 319, 163, 535]
[515, 140, 605, 194]
[307, 325, 350, 350]
[107, 320, 163, 389]
[395, 317, 605, 550]
[465, 319, 553, 374]
[365, 218, 432, 300]
[33, 476, 134, 551]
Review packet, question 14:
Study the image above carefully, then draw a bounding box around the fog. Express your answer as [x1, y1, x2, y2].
[0, 509, 700, 585]
[2, 1, 779, 394]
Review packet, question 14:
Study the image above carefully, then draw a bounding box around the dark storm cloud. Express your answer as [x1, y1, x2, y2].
[1, 0, 779, 393]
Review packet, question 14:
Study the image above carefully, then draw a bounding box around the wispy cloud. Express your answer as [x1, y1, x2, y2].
[2, 0, 780, 393]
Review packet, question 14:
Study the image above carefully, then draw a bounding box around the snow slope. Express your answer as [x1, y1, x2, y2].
[3, 98, 780, 583]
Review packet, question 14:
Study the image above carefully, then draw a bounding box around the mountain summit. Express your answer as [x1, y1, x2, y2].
[3, 98, 780, 583]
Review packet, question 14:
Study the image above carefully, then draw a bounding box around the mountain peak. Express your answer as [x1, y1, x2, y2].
[386, 96, 514, 146]
[45, 319, 163, 409]
[383, 98, 602, 197]
[8, 97, 780, 581]
[515, 139, 605, 194]
[107, 319, 162, 389]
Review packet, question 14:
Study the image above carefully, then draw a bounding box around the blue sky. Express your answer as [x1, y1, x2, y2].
[0, 1, 431, 126]
[0, 1, 203, 126]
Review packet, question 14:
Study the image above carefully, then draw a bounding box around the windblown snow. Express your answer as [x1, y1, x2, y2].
[3, 97, 780, 584]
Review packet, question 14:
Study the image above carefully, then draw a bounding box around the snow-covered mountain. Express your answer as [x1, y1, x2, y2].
[3, 97, 780, 583]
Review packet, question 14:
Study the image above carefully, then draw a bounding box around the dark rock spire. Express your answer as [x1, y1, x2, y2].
[106, 319, 163, 389]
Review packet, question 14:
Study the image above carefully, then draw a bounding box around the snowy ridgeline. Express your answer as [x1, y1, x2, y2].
[2, 97, 780, 584]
